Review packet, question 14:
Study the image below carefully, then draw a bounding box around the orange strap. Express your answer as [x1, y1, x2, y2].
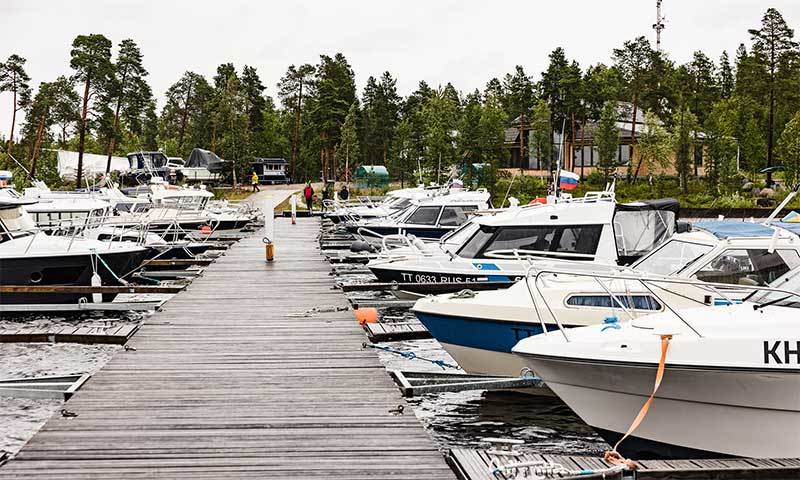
[604, 334, 672, 470]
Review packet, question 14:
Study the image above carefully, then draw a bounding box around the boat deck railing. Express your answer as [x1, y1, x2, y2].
[522, 264, 800, 341]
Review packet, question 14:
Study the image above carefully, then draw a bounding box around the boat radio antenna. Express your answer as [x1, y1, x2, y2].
[5, 153, 34, 181]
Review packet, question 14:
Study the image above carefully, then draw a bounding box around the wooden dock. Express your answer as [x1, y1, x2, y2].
[449, 448, 800, 480]
[0, 324, 138, 345]
[0, 218, 455, 479]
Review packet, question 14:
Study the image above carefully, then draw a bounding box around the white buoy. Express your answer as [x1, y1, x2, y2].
[91, 272, 102, 303]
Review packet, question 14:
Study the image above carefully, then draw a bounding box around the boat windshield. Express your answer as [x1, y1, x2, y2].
[632, 239, 714, 275]
[440, 221, 479, 245]
[0, 206, 37, 241]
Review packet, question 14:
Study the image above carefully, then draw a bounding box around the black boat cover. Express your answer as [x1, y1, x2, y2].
[186, 148, 227, 173]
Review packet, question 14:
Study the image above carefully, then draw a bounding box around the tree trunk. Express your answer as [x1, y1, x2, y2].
[106, 98, 124, 174]
[766, 40, 776, 187]
[628, 96, 639, 182]
[291, 82, 304, 180]
[76, 78, 91, 188]
[29, 111, 48, 178]
[177, 79, 192, 153]
[7, 79, 17, 156]
[579, 121, 585, 180]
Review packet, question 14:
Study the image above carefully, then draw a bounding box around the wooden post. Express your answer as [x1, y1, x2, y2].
[263, 196, 275, 261]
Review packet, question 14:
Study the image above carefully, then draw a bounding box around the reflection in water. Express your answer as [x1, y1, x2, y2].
[374, 337, 608, 456]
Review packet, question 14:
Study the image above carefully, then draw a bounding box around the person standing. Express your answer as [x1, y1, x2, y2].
[339, 184, 350, 201]
[303, 182, 314, 213]
[251, 171, 260, 192]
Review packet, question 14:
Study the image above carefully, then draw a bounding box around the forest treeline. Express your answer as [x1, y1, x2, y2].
[2, 7, 800, 194]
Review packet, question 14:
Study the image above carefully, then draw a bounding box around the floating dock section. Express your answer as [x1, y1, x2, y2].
[0, 218, 454, 479]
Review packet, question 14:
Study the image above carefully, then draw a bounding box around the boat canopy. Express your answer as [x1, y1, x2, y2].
[615, 198, 680, 215]
[694, 221, 776, 239]
[185, 149, 227, 173]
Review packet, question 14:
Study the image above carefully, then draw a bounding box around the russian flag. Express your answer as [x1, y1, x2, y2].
[559, 170, 580, 190]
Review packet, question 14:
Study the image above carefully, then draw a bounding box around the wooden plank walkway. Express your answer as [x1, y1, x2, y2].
[0, 324, 138, 345]
[0, 218, 455, 479]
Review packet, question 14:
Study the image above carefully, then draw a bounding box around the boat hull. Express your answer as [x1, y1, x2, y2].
[413, 310, 562, 377]
[517, 353, 800, 459]
[370, 265, 519, 291]
[0, 249, 148, 304]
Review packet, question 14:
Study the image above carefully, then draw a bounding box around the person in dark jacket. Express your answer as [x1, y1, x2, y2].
[339, 184, 350, 201]
[303, 182, 314, 213]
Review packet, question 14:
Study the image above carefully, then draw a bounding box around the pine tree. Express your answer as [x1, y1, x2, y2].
[0, 54, 32, 156]
[719, 51, 734, 99]
[105, 39, 150, 172]
[613, 37, 653, 174]
[362, 72, 400, 165]
[278, 63, 315, 179]
[777, 110, 800, 186]
[310, 53, 356, 180]
[748, 7, 799, 186]
[501, 66, 535, 120]
[704, 99, 740, 191]
[422, 86, 459, 182]
[336, 102, 360, 182]
[671, 105, 698, 193]
[595, 101, 619, 179]
[241, 65, 267, 152]
[636, 112, 671, 177]
[70, 34, 114, 186]
[529, 100, 552, 172]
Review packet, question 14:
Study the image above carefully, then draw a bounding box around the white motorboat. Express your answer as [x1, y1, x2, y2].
[325, 185, 452, 224]
[0, 198, 148, 304]
[344, 189, 491, 242]
[369, 194, 680, 296]
[512, 296, 800, 459]
[413, 220, 800, 377]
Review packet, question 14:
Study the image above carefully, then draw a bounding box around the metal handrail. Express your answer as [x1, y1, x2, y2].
[521, 265, 800, 342]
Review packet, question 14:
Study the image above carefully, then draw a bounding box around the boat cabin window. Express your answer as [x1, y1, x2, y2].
[632, 239, 714, 275]
[438, 206, 478, 226]
[405, 206, 441, 225]
[566, 294, 662, 311]
[457, 224, 603, 259]
[692, 249, 800, 286]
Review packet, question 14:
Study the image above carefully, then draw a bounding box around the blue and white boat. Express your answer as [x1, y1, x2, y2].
[412, 220, 800, 377]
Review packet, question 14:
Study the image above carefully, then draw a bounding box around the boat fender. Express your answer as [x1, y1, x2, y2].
[354, 307, 378, 325]
[411, 236, 426, 251]
[91, 273, 103, 303]
[601, 316, 620, 332]
[350, 240, 375, 253]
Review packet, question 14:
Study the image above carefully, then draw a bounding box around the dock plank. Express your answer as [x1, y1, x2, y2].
[0, 218, 454, 479]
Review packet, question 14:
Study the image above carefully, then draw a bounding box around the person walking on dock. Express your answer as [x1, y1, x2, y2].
[303, 182, 314, 213]
[340, 184, 349, 202]
[251, 171, 260, 192]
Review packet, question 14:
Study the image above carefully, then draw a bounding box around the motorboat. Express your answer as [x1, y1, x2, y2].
[512, 295, 800, 459]
[325, 185, 441, 224]
[412, 220, 800, 377]
[370, 195, 680, 296]
[344, 189, 491, 241]
[0, 198, 148, 304]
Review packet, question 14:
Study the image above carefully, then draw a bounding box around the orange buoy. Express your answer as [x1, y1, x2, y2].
[354, 307, 379, 325]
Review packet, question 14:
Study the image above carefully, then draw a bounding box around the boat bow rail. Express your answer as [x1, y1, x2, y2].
[520, 264, 800, 342]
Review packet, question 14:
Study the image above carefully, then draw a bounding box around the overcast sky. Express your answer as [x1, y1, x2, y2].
[2, 0, 800, 140]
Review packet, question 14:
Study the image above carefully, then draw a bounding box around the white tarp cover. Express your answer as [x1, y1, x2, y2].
[57, 150, 129, 180]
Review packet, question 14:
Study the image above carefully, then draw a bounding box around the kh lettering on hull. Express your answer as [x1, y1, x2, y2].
[764, 340, 800, 364]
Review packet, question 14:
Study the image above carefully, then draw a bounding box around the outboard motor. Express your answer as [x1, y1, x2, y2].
[350, 240, 376, 253]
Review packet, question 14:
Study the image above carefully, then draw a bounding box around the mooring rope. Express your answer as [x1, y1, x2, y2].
[361, 342, 459, 370]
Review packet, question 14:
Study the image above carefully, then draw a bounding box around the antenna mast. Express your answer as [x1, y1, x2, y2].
[653, 0, 666, 52]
